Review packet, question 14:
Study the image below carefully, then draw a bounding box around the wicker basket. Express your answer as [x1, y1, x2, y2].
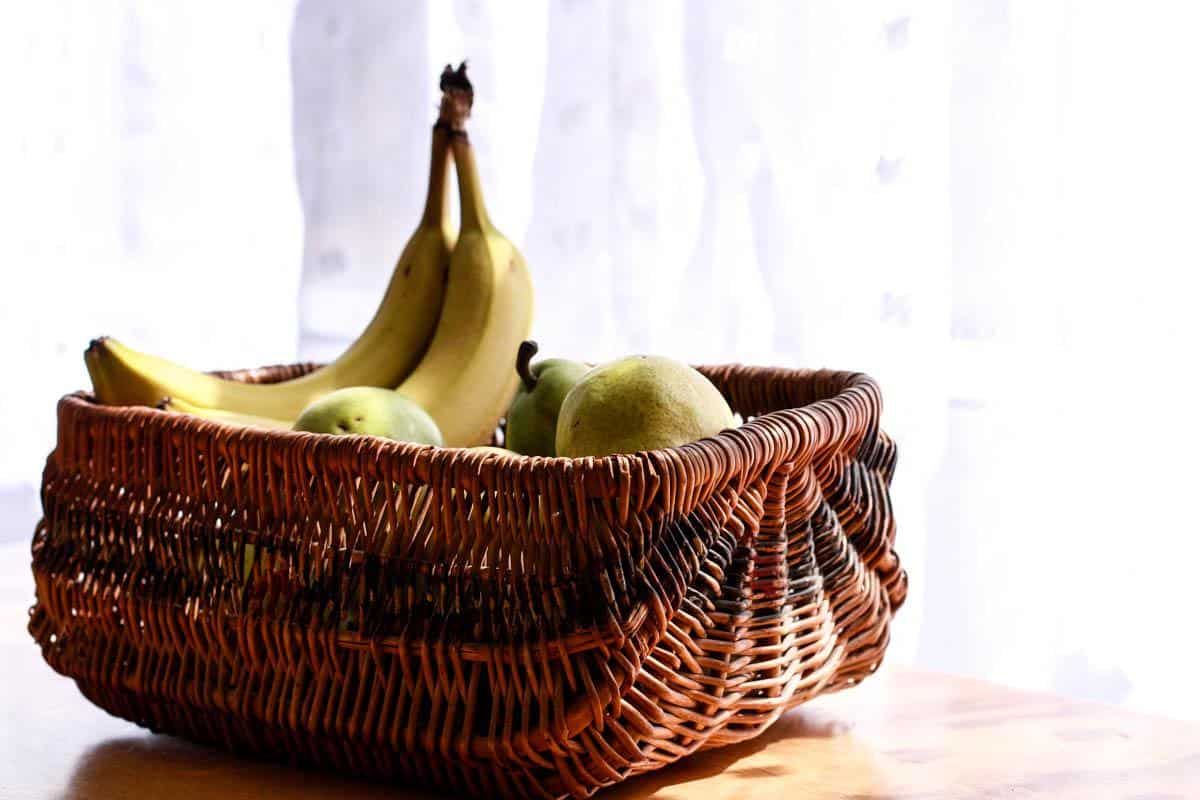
[28, 363, 905, 799]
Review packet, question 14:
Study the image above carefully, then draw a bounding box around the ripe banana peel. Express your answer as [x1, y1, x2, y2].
[395, 66, 535, 447]
[83, 342, 117, 407]
[159, 396, 293, 432]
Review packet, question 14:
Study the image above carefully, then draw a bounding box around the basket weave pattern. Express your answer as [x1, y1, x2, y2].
[29, 364, 904, 799]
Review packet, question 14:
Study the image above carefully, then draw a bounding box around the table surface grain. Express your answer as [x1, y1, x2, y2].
[2, 542, 1197, 800]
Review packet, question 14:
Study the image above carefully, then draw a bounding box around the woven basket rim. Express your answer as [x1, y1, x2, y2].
[56, 363, 881, 490]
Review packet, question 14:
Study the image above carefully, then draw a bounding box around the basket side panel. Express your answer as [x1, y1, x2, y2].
[545, 412, 904, 792]
[28, 490, 747, 800]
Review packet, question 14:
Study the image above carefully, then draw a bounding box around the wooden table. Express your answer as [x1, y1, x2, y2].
[2, 542, 1197, 799]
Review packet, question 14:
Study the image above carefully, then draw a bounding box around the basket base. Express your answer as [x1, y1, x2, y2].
[73, 679, 571, 799]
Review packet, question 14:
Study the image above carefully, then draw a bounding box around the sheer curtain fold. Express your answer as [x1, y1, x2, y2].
[296, 0, 1200, 723]
[0, 2, 300, 491]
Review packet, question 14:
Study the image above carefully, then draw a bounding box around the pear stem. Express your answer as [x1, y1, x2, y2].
[517, 340, 539, 391]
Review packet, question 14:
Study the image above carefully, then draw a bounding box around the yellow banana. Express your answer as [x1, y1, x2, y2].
[83, 341, 117, 404]
[87, 110, 456, 420]
[395, 65, 535, 447]
[158, 396, 293, 432]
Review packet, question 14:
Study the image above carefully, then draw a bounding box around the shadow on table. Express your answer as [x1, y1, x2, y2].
[58, 707, 871, 800]
[602, 704, 868, 799]
[57, 735, 441, 800]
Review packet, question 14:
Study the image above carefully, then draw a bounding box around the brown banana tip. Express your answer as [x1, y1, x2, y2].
[439, 61, 473, 96]
[517, 340, 539, 391]
[437, 60, 473, 132]
[155, 397, 171, 410]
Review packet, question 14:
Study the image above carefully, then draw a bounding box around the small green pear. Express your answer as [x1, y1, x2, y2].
[294, 387, 443, 445]
[556, 355, 735, 458]
[504, 341, 589, 456]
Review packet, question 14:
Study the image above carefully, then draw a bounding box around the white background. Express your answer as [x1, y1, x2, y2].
[3, 1, 1199, 722]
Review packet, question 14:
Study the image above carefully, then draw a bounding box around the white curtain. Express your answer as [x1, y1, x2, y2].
[0, 1, 302, 481]
[4, 1, 1199, 722]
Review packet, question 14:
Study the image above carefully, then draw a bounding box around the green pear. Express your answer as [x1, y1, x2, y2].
[556, 355, 735, 458]
[504, 341, 589, 456]
[294, 387, 442, 445]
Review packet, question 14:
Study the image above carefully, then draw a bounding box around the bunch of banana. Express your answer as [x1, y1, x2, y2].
[86, 64, 534, 448]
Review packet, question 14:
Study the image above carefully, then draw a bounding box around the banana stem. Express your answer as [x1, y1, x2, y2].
[452, 135, 491, 231]
[422, 63, 471, 229]
[419, 124, 453, 229]
[437, 62, 491, 231]
[516, 340, 539, 391]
